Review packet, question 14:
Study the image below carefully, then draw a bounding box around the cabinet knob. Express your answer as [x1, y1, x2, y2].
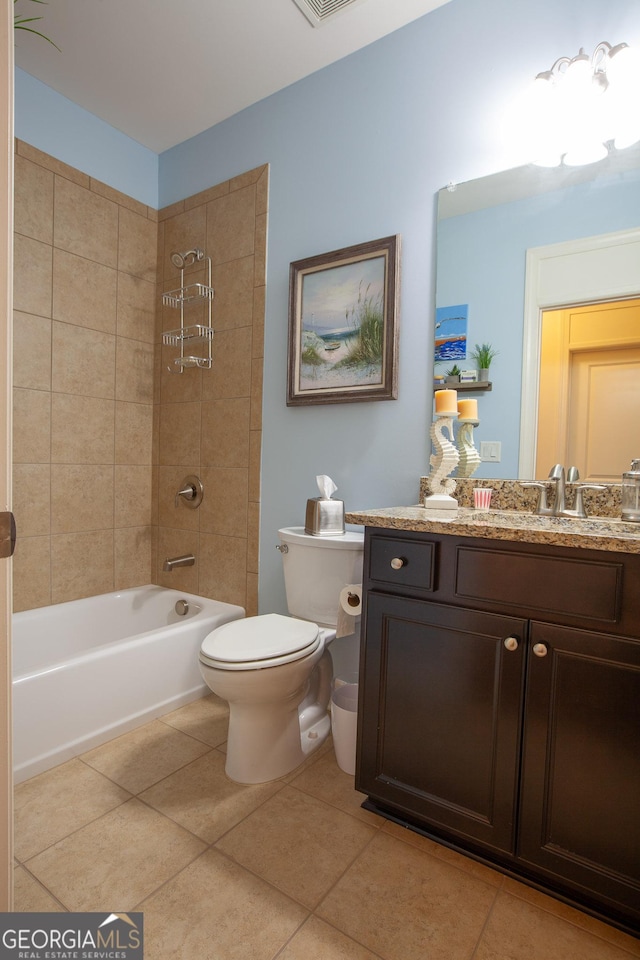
[390, 557, 406, 570]
[532, 642, 548, 658]
[503, 636, 519, 652]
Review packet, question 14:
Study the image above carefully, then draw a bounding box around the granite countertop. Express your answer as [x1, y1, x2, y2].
[345, 505, 640, 554]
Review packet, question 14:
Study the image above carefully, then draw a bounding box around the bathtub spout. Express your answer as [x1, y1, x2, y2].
[163, 554, 195, 572]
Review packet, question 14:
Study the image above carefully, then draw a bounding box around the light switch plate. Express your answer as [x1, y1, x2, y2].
[480, 441, 502, 462]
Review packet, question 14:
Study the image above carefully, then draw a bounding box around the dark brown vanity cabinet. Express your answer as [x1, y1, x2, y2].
[355, 528, 640, 934]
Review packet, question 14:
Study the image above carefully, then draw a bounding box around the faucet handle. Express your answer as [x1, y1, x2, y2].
[567, 466, 580, 482]
[572, 483, 606, 519]
[520, 481, 551, 515]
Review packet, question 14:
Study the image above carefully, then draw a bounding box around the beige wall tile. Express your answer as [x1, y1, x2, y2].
[51, 394, 114, 464]
[160, 345, 203, 403]
[247, 500, 260, 574]
[184, 180, 229, 211]
[158, 401, 201, 466]
[207, 186, 256, 265]
[198, 533, 247, 606]
[52, 322, 116, 398]
[115, 465, 152, 527]
[156, 527, 199, 592]
[51, 464, 114, 534]
[117, 272, 155, 342]
[90, 179, 148, 218]
[248, 429, 262, 503]
[201, 398, 250, 469]
[201, 326, 251, 401]
[54, 176, 118, 268]
[12, 536, 51, 612]
[13, 464, 51, 538]
[229, 166, 265, 191]
[246, 572, 259, 617]
[115, 526, 152, 589]
[158, 199, 185, 222]
[13, 388, 51, 463]
[210, 256, 255, 330]
[254, 213, 267, 286]
[250, 359, 263, 432]
[256, 166, 269, 217]
[118, 206, 157, 281]
[52, 248, 117, 334]
[13, 311, 52, 390]
[17, 140, 90, 188]
[115, 402, 154, 465]
[161, 206, 206, 281]
[199, 467, 248, 538]
[13, 233, 52, 317]
[14, 155, 54, 244]
[51, 530, 114, 603]
[157, 465, 201, 531]
[116, 338, 154, 403]
[252, 285, 265, 359]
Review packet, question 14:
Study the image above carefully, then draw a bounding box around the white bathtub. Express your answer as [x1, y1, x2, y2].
[12, 585, 245, 783]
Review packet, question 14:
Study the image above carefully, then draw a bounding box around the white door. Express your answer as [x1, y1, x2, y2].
[0, 0, 14, 908]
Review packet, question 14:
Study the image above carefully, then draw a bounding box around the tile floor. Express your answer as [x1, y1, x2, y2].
[13, 695, 640, 960]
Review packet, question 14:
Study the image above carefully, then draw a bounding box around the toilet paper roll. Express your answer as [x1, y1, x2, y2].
[336, 584, 362, 638]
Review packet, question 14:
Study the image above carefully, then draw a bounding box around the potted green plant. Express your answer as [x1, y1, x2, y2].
[470, 343, 498, 381]
[13, 0, 59, 49]
[444, 364, 461, 384]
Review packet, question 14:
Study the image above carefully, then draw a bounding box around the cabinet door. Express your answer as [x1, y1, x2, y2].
[520, 622, 640, 927]
[357, 593, 527, 854]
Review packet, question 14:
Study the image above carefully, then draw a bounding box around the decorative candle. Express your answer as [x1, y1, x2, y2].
[434, 389, 458, 414]
[457, 398, 478, 420]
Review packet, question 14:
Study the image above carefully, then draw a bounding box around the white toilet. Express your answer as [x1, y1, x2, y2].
[198, 526, 364, 783]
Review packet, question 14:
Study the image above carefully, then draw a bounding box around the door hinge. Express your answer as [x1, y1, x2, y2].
[0, 512, 16, 559]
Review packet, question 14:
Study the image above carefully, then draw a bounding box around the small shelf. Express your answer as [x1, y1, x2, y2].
[162, 283, 215, 308]
[163, 325, 215, 347]
[171, 355, 213, 369]
[434, 381, 492, 392]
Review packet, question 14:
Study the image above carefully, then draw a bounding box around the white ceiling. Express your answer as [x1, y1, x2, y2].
[14, 0, 451, 153]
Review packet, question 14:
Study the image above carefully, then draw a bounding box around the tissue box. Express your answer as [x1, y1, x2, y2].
[305, 497, 345, 536]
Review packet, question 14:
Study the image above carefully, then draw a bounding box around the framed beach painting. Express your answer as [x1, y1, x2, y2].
[287, 235, 400, 405]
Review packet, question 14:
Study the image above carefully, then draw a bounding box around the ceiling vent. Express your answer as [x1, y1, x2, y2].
[291, 0, 369, 27]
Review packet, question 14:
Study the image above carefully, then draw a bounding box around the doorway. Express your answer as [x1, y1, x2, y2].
[535, 298, 640, 481]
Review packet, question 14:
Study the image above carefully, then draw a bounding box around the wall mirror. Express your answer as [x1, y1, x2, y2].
[435, 143, 640, 481]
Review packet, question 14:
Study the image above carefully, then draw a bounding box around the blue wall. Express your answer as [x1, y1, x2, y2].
[15, 68, 158, 208]
[14, 0, 640, 614]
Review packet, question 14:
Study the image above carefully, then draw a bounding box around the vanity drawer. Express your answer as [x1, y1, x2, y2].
[368, 534, 436, 591]
[454, 546, 623, 623]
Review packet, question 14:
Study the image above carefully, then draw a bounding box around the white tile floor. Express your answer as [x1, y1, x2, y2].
[14, 694, 640, 960]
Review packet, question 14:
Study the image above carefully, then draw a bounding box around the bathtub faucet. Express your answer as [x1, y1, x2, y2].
[163, 554, 195, 572]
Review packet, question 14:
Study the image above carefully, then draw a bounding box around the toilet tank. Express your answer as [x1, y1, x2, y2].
[278, 526, 364, 627]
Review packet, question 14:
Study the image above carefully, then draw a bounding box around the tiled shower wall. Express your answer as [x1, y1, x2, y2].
[153, 166, 267, 616]
[11, 141, 266, 615]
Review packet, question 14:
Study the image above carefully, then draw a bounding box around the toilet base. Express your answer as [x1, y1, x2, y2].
[200, 645, 333, 784]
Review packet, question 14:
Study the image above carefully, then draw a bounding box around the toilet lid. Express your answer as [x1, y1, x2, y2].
[200, 613, 320, 669]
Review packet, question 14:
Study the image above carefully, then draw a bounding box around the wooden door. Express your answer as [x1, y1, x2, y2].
[536, 299, 640, 480]
[357, 593, 527, 855]
[0, 0, 13, 908]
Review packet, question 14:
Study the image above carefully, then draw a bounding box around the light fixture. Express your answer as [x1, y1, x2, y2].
[528, 41, 640, 167]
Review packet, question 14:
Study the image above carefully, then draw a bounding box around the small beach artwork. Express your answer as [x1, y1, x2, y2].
[435, 304, 468, 361]
[287, 236, 399, 405]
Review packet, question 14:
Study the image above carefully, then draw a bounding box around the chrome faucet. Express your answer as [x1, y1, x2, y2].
[163, 554, 195, 572]
[522, 464, 605, 519]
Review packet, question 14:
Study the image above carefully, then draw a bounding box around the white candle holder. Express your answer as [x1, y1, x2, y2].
[425, 412, 459, 518]
[456, 418, 481, 479]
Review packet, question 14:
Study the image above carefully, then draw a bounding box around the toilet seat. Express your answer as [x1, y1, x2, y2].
[200, 613, 321, 671]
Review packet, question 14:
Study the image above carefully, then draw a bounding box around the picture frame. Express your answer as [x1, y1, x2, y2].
[287, 235, 400, 405]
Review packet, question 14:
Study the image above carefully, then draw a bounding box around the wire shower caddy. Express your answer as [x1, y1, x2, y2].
[162, 251, 214, 372]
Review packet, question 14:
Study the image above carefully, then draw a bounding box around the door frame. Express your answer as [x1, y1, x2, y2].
[519, 227, 640, 479]
[0, 0, 14, 908]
